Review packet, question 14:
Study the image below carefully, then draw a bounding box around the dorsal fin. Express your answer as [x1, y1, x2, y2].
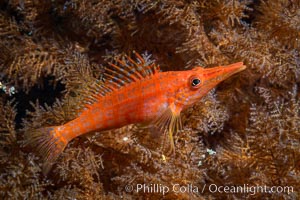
[102, 51, 160, 89]
[77, 52, 161, 112]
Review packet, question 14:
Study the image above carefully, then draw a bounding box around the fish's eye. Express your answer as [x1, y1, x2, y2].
[189, 76, 202, 89]
[191, 78, 201, 87]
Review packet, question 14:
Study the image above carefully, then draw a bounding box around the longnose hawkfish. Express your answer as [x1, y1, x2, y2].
[26, 52, 246, 175]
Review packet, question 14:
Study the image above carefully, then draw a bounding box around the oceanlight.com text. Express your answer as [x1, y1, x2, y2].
[208, 184, 294, 196]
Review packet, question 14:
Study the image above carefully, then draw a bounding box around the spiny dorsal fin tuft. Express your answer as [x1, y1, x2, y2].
[78, 52, 160, 113]
[103, 51, 160, 89]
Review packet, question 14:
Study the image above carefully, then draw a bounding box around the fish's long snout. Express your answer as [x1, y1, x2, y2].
[222, 62, 246, 74]
[202, 62, 246, 84]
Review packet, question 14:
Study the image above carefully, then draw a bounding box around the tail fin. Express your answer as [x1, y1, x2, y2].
[25, 126, 68, 175]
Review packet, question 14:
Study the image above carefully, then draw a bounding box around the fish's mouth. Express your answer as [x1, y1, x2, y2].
[202, 62, 246, 85]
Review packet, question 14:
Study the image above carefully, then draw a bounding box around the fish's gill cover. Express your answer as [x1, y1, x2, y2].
[0, 0, 299, 199]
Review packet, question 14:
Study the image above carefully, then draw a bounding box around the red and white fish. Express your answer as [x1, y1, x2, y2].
[26, 52, 246, 174]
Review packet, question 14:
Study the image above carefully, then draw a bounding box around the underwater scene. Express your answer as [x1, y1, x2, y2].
[0, 0, 299, 199]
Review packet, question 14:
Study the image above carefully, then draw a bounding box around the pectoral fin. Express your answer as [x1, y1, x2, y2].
[151, 105, 182, 155]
